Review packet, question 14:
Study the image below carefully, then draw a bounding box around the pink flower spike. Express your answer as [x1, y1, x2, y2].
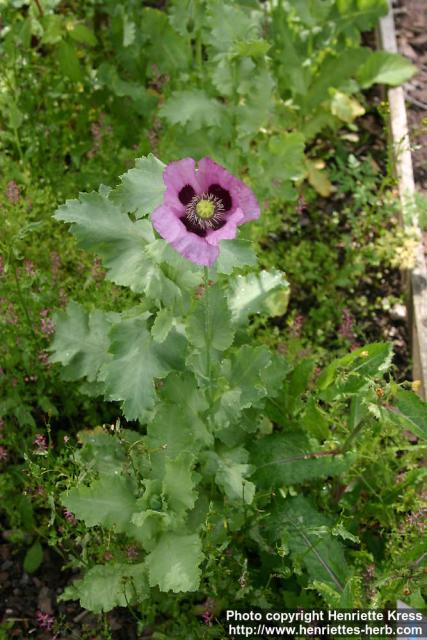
[151, 157, 260, 266]
[36, 610, 54, 631]
[33, 434, 47, 452]
[64, 508, 77, 525]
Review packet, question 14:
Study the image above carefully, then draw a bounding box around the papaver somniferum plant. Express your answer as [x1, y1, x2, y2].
[49, 155, 426, 614]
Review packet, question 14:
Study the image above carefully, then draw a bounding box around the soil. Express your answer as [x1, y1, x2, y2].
[394, 0, 427, 195]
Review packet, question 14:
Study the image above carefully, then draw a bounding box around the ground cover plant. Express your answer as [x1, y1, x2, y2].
[0, 1, 426, 638]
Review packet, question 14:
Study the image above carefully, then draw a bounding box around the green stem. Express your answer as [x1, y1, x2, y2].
[13, 127, 24, 164]
[203, 266, 211, 388]
[340, 419, 366, 453]
[196, 32, 203, 79]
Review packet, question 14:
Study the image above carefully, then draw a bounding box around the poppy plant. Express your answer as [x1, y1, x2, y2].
[151, 157, 260, 266]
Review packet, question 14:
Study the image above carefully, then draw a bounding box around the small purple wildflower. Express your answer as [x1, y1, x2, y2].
[38, 350, 50, 366]
[0, 445, 8, 461]
[290, 314, 305, 338]
[40, 309, 55, 336]
[127, 545, 139, 560]
[91, 257, 105, 282]
[338, 308, 355, 341]
[104, 550, 113, 561]
[6, 180, 20, 204]
[50, 251, 61, 279]
[23, 259, 35, 277]
[6, 303, 18, 325]
[151, 157, 260, 266]
[64, 509, 77, 525]
[202, 610, 213, 626]
[296, 194, 307, 215]
[87, 113, 112, 159]
[58, 288, 67, 307]
[201, 597, 215, 626]
[35, 610, 54, 631]
[0, 256, 4, 276]
[33, 434, 47, 452]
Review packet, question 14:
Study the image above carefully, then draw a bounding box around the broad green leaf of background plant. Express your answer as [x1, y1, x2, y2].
[140, 8, 191, 74]
[303, 48, 370, 112]
[160, 90, 225, 132]
[227, 345, 271, 408]
[206, 2, 261, 52]
[49, 302, 117, 382]
[267, 132, 306, 181]
[385, 389, 427, 440]
[111, 154, 166, 218]
[59, 563, 148, 613]
[252, 432, 354, 487]
[236, 72, 276, 139]
[101, 317, 187, 421]
[228, 270, 289, 325]
[62, 475, 137, 531]
[57, 40, 83, 82]
[357, 51, 417, 88]
[335, 0, 388, 32]
[270, 495, 350, 592]
[146, 532, 204, 592]
[69, 24, 97, 47]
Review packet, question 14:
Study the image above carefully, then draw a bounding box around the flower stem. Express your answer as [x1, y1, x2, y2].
[203, 266, 211, 388]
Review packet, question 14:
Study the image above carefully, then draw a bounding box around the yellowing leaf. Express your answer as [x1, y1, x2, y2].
[330, 91, 365, 124]
[306, 159, 334, 197]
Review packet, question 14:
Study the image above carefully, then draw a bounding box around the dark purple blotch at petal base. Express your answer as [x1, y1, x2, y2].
[178, 184, 196, 206]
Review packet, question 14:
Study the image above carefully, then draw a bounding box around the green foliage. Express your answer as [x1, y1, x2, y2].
[187, 284, 234, 351]
[146, 533, 204, 592]
[388, 389, 427, 440]
[160, 91, 226, 132]
[23, 540, 43, 574]
[270, 495, 350, 591]
[0, 0, 425, 635]
[102, 316, 186, 420]
[60, 563, 148, 613]
[111, 154, 166, 217]
[357, 52, 418, 88]
[253, 432, 354, 487]
[228, 270, 290, 325]
[49, 303, 117, 382]
[62, 475, 138, 531]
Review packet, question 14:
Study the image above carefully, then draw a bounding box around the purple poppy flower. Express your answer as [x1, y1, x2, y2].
[151, 157, 260, 266]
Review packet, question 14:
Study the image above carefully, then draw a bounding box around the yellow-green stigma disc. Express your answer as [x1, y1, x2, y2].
[196, 199, 215, 219]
